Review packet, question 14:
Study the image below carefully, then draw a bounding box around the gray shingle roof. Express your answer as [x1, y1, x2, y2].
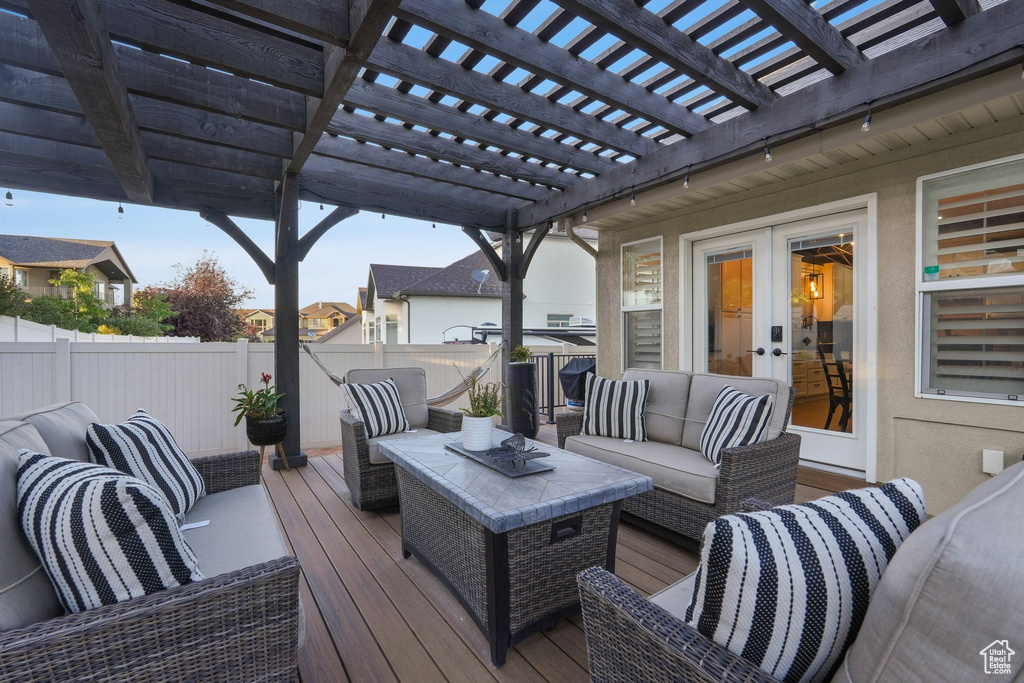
[369, 264, 442, 299]
[0, 234, 112, 268]
[399, 251, 501, 297]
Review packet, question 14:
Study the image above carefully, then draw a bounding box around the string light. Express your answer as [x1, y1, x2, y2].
[381, 212, 385, 219]
[4, 190, 11, 207]
[582, 206, 588, 222]
[684, 165, 690, 189]
[319, 203, 324, 210]
[432, 222, 436, 229]
[629, 187, 636, 206]
[117, 202, 124, 219]
[861, 104, 872, 133]
[763, 138, 772, 162]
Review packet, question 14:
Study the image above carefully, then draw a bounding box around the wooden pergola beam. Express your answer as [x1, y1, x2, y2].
[28, 0, 153, 203]
[287, 0, 400, 174]
[326, 109, 575, 189]
[397, 0, 711, 138]
[201, 212, 276, 284]
[462, 227, 507, 281]
[344, 79, 615, 175]
[313, 135, 554, 201]
[201, 0, 350, 46]
[518, 1, 1024, 228]
[549, 0, 777, 110]
[928, 0, 982, 25]
[737, 0, 865, 74]
[366, 39, 658, 158]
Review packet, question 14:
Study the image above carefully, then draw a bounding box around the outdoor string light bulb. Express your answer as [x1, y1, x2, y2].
[117, 202, 124, 219]
[763, 139, 772, 162]
[320, 203, 324, 210]
[582, 207, 588, 222]
[630, 188, 636, 206]
[861, 105, 872, 133]
[684, 165, 690, 189]
[4, 190, 11, 207]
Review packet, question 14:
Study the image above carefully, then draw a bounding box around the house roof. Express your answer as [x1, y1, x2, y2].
[0, 234, 137, 282]
[358, 287, 367, 309]
[314, 315, 361, 343]
[368, 264, 443, 300]
[236, 308, 274, 319]
[298, 301, 354, 318]
[399, 251, 501, 297]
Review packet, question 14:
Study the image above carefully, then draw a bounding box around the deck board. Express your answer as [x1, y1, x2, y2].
[269, 428, 850, 682]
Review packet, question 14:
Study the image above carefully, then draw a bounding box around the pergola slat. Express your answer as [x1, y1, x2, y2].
[550, 0, 777, 110]
[288, 0, 400, 174]
[736, 0, 866, 74]
[344, 79, 615, 175]
[928, 0, 982, 24]
[366, 39, 658, 158]
[313, 135, 555, 201]
[326, 109, 575, 188]
[300, 156, 517, 230]
[28, 0, 153, 203]
[0, 12, 306, 131]
[396, 0, 712, 137]
[200, 0, 350, 45]
[518, 1, 1024, 228]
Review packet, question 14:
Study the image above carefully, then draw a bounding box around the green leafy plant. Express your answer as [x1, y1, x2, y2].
[456, 365, 503, 418]
[509, 344, 532, 363]
[231, 372, 285, 426]
[49, 269, 106, 327]
[0, 274, 27, 317]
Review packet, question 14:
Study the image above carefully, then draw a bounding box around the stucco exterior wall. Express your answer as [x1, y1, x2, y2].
[595, 115, 1024, 514]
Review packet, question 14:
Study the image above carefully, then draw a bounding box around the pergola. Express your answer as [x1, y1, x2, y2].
[1, 0, 1021, 466]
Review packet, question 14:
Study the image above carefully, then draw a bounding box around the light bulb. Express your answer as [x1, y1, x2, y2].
[117, 202, 124, 219]
[319, 203, 324, 210]
[582, 209, 588, 223]
[684, 174, 689, 189]
[861, 112, 872, 132]
[4, 190, 11, 207]
[630, 190, 636, 206]
[381, 212, 385, 219]
[764, 143, 772, 162]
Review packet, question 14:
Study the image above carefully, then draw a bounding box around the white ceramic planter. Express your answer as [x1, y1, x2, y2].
[462, 415, 494, 451]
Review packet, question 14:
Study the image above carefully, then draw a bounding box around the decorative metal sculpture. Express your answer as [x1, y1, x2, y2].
[486, 433, 549, 467]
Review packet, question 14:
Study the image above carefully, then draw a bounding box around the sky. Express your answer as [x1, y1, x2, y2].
[0, 189, 480, 309]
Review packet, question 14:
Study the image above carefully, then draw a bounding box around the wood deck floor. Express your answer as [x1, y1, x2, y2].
[264, 426, 852, 682]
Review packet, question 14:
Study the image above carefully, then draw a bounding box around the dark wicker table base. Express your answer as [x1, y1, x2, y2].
[395, 467, 621, 666]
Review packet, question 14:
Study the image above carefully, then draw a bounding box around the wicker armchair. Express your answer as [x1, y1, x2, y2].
[0, 450, 301, 682]
[578, 566, 778, 682]
[341, 406, 462, 510]
[557, 387, 800, 543]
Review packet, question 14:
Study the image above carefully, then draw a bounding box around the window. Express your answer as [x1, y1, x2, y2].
[375, 317, 382, 342]
[621, 237, 663, 369]
[94, 281, 105, 300]
[547, 314, 573, 328]
[310, 318, 326, 329]
[386, 315, 398, 344]
[13, 269, 28, 287]
[366, 320, 375, 343]
[918, 156, 1024, 403]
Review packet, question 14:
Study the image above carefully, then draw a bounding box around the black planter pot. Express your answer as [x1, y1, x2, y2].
[507, 362, 539, 439]
[246, 412, 288, 447]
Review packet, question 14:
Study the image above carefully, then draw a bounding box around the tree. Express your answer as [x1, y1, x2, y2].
[0, 274, 28, 317]
[49, 269, 106, 329]
[138, 251, 254, 341]
[23, 295, 79, 329]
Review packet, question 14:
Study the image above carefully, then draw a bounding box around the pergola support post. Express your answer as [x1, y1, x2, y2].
[501, 210, 523, 424]
[272, 171, 305, 469]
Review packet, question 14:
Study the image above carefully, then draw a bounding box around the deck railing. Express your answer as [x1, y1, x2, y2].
[20, 284, 118, 306]
[530, 351, 598, 424]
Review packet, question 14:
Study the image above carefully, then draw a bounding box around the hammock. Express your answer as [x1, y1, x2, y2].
[303, 343, 502, 407]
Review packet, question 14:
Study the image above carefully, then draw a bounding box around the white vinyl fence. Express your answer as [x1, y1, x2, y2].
[0, 315, 199, 343]
[0, 341, 592, 456]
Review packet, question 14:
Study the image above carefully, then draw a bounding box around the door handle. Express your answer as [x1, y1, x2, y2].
[747, 348, 765, 356]
[772, 348, 788, 357]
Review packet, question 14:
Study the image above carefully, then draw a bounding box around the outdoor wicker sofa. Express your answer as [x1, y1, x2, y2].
[578, 459, 1024, 681]
[0, 402, 300, 682]
[339, 367, 462, 510]
[557, 369, 800, 544]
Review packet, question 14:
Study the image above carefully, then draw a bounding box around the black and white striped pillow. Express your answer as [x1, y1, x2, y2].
[17, 450, 203, 614]
[699, 386, 774, 465]
[581, 374, 650, 441]
[341, 378, 410, 438]
[87, 409, 205, 519]
[685, 478, 925, 683]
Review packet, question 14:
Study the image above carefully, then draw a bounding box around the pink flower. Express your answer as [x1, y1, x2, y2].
[261, 372, 272, 384]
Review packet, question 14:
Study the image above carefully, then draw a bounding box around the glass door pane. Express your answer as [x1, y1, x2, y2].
[706, 249, 754, 376]
[788, 232, 854, 432]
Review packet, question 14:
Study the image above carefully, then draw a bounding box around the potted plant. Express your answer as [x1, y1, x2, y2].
[458, 367, 503, 451]
[507, 344, 540, 439]
[232, 372, 287, 446]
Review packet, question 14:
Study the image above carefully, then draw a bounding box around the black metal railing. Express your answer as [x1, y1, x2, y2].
[531, 352, 597, 424]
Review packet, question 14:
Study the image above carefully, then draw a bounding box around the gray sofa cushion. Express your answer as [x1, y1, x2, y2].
[681, 374, 790, 450]
[836, 461, 1024, 682]
[565, 434, 719, 504]
[346, 368, 428, 429]
[366, 427, 440, 465]
[622, 369, 691, 445]
[0, 421, 63, 630]
[7, 402, 101, 463]
[182, 484, 289, 577]
[649, 572, 697, 618]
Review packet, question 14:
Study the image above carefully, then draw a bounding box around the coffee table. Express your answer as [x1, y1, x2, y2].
[377, 431, 653, 666]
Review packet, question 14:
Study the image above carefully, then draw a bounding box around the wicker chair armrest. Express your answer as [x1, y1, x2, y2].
[555, 411, 585, 449]
[0, 556, 301, 682]
[716, 432, 802, 510]
[427, 406, 463, 433]
[741, 498, 778, 512]
[191, 449, 261, 494]
[578, 567, 777, 682]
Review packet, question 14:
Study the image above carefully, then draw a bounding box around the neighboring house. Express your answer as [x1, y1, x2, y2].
[362, 230, 597, 345]
[315, 315, 362, 344]
[262, 301, 355, 343]
[0, 234, 136, 307]
[236, 308, 275, 339]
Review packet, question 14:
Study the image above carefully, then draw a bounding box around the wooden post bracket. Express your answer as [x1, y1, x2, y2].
[519, 222, 550, 280]
[201, 211, 276, 285]
[297, 205, 358, 261]
[462, 227, 507, 282]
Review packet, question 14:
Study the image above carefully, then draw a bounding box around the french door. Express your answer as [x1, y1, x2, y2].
[691, 210, 872, 476]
